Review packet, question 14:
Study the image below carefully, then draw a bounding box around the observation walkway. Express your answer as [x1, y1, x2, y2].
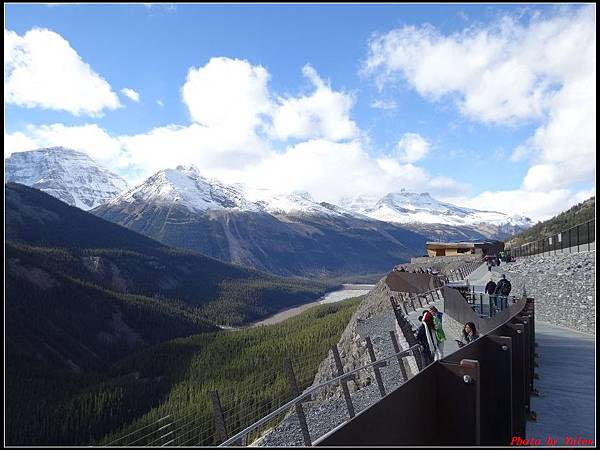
[527, 321, 595, 446]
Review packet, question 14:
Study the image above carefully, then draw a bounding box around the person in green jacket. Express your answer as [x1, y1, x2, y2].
[429, 305, 446, 359]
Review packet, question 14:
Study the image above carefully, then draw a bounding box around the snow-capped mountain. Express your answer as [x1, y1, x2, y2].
[243, 187, 358, 217]
[341, 190, 532, 228]
[109, 165, 261, 212]
[5, 147, 128, 210]
[93, 165, 426, 278]
[108, 164, 356, 218]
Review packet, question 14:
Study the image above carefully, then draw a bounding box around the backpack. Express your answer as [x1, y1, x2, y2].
[433, 314, 446, 342]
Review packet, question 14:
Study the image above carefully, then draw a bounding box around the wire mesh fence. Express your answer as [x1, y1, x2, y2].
[507, 219, 595, 258]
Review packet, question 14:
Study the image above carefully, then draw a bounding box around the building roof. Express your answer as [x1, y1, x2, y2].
[426, 240, 503, 246]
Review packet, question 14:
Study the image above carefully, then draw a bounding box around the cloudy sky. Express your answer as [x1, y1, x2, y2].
[4, 3, 596, 221]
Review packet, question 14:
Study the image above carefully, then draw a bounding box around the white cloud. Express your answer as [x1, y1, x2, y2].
[4, 28, 121, 116]
[2, 53, 473, 214]
[363, 6, 596, 194]
[4, 131, 38, 157]
[370, 99, 398, 110]
[157, 100, 164, 107]
[121, 88, 140, 102]
[376, 156, 469, 199]
[182, 57, 272, 141]
[4, 123, 122, 169]
[396, 132, 431, 163]
[459, 187, 596, 222]
[270, 64, 358, 141]
[118, 123, 271, 179]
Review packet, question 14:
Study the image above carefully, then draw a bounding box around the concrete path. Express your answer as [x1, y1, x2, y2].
[465, 262, 503, 292]
[526, 321, 596, 446]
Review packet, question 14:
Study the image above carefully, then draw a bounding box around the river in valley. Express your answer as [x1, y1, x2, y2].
[218, 284, 374, 330]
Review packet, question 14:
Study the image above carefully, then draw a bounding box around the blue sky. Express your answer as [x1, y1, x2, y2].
[4, 3, 596, 220]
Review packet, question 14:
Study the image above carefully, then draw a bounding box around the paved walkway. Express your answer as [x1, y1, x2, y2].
[465, 262, 504, 292]
[448, 264, 596, 445]
[526, 321, 595, 446]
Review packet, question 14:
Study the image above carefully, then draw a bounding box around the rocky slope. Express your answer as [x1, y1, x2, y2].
[5, 147, 128, 210]
[496, 251, 595, 334]
[255, 277, 422, 446]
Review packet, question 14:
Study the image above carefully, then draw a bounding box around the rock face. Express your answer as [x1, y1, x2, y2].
[497, 251, 595, 334]
[5, 147, 128, 210]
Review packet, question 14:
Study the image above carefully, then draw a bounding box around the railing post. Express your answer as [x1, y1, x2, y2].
[479, 293, 483, 317]
[365, 336, 386, 398]
[211, 390, 229, 445]
[577, 224, 580, 252]
[331, 345, 355, 419]
[415, 293, 423, 308]
[588, 221, 591, 251]
[389, 330, 409, 382]
[283, 358, 311, 446]
[569, 228, 572, 253]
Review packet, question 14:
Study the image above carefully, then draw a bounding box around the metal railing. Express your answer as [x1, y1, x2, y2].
[315, 296, 536, 446]
[444, 261, 482, 282]
[507, 219, 595, 258]
[219, 342, 423, 446]
[463, 291, 522, 319]
[396, 285, 443, 316]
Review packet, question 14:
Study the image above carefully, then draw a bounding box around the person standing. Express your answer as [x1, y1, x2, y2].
[415, 316, 433, 365]
[429, 306, 446, 359]
[495, 274, 512, 310]
[485, 278, 497, 312]
[421, 309, 442, 361]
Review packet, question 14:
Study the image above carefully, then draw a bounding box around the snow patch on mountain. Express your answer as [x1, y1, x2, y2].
[111, 165, 262, 212]
[342, 190, 532, 228]
[110, 165, 359, 218]
[244, 187, 355, 217]
[5, 147, 128, 210]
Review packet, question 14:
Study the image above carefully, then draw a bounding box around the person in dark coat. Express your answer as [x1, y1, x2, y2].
[485, 279, 497, 295]
[485, 278, 497, 311]
[415, 316, 433, 365]
[495, 274, 512, 309]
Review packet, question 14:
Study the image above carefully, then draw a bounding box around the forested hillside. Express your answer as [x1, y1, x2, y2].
[505, 196, 595, 248]
[5, 183, 339, 445]
[7, 297, 361, 445]
[6, 183, 332, 327]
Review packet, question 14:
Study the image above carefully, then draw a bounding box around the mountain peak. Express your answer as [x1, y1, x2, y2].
[5, 147, 128, 210]
[116, 166, 261, 213]
[344, 190, 532, 228]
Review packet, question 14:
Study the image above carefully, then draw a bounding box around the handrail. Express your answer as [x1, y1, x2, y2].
[218, 344, 422, 446]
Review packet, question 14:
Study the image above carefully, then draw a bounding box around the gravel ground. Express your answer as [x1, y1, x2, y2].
[495, 251, 595, 335]
[256, 310, 408, 446]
